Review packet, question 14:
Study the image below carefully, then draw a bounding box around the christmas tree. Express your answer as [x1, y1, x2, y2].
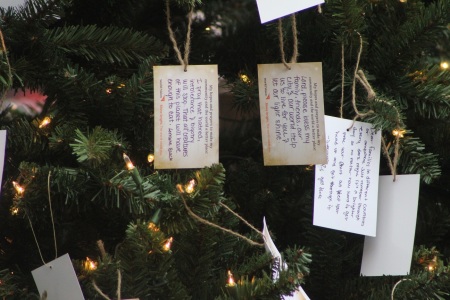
[0, 0, 449, 299]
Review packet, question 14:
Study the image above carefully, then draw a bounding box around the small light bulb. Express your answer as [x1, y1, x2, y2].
[12, 181, 24, 195]
[84, 257, 97, 271]
[117, 83, 126, 89]
[163, 237, 173, 251]
[399, 0, 407, 3]
[148, 222, 159, 232]
[392, 129, 405, 138]
[106, 88, 113, 94]
[11, 207, 19, 215]
[227, 270, 236, 287]
[428, 264, 435, 272]
[123, 153, 135, 170]
[440, 61, 449, 70]
[239, 74, 251, 84]
[205, 27, 211, 31]
[147, 154, 155, 163]
[184, 179, 196, 194]
[39, 117, 52, 128]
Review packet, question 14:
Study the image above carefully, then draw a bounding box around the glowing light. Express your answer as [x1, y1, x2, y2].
[184, 179, 196, 194]
[106, 88, 113, 94]
[399, 0, 407, 3]
[117, 83, 126, 89]
[392, 129, 406, 138]
[239, 74, 251, 84]
[440, 61, 449, 70]
[123, 153, 135, 170]
[148, 222, 160, 232]
[205, 27, 211, 31]
[163, 237, 173, 251]
[227, 270, 236, 287]
[84, 257, 97, 271]
[147, 154, 155, 163]
[428, 264, 435, 272]
[11, 208, 19, 215]
[39, 117, 52, 128]
[12, 181, 24, 195]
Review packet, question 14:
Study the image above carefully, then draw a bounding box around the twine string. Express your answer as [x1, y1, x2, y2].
[391, 278, 412, 300]
[26, 171, 58, 265]
[277, 14, 299, 70]
[0, 29, 13, 104]
[165, 0, 194, 72]
[178, 188, 264, 247]
[219, 202, 263, 236]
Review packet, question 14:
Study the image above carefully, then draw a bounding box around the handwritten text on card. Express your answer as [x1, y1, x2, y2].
[258, 63, 326, 166]
[154, 65, 218, 169]
[313, 116, 381, 236]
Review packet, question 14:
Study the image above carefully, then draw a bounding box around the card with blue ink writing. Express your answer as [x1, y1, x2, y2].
[256, 0, 324, 24]
[154, 65, 219, 169]
[258, 63, 327, 166]
[313, 116, 381, 237]
[32, 253, 85, 300]
[361, 174, 420, 276]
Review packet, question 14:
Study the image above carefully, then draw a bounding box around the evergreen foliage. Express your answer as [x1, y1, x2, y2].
[0, 0, 449, 299]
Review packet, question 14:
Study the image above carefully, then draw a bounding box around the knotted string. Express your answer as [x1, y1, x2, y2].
[277, 14, 299, 70]
[344, 33, 402, 181]
[165, 0, 193, 72]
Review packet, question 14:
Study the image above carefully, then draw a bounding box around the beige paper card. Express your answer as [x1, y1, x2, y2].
[31, 254, 85, 300]
[154, 65, 219, 169]
[258, 63, 326, 166]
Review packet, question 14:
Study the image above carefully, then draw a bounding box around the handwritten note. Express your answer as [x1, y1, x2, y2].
[256, 0, 324, 23]
[361, 175, 420, 276]
[258, 63, 327, 166]
[154, 65, 219, 169]
[313, 116, 381, 236]
[32, 254, 85, 300]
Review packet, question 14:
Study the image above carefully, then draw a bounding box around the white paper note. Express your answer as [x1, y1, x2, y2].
[314, 116, 381, 236]
[154, 65, 219, 169]
[262, 218, 311, 300]
[32, 254, 85, 300]
[0, 0, 25, 8]
[360, 174, 420, 276]
[256, 0, 324, 24]
[258, 63, 327, 166]
[0, 131, 6, 192]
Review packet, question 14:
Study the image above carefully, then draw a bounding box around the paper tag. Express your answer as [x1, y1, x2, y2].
[313, 116, 381, 236]
[31, 254, 85, 300]
[0, 131, 6, 192]
[360, 174, 420, 276]
[258, 63, 327, 166]
[0, 0, 25, 8]
[262, 217, 284, 280]
[262, 218, 311, 300]
[153, 65, 219, 169]
[256, 0, 324, 24]
[284, 286, 311, 300]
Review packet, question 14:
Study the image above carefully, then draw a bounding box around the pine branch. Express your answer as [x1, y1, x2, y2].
[43, 25, 168, 66]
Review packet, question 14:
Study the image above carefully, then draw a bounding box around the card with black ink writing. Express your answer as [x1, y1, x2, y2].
[314, 116, 381, 236]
